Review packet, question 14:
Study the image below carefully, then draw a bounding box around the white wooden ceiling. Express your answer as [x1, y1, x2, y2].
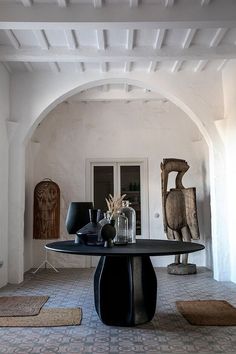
[0, 0, 236, 96]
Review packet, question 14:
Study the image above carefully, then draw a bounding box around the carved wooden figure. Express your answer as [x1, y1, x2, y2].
[161, 158, 200, 274]
[33, 179, 60, 239]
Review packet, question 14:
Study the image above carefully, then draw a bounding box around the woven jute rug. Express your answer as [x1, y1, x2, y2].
[0, 308, 82, 327]
[176, 300, 236, 326]
[0, 296, 49, 317]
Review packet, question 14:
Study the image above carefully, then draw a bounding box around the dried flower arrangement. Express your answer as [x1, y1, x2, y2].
[105, 194, 126, 219]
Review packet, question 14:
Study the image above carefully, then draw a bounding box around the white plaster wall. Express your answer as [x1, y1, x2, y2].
[0, 64, 9, 287]
[8, 70, 228, 282]
[222, 60, 236, 283]
[26, 99, 211, 269]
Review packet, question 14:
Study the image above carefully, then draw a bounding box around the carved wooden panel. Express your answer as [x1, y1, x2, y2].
[33, 180, 60, 239]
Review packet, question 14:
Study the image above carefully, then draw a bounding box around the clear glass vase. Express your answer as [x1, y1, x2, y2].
[113, 211, 128, 245]
[121, 200, 136, 243]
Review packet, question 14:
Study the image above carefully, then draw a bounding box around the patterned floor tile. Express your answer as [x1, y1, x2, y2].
[0, 267, 236, 353]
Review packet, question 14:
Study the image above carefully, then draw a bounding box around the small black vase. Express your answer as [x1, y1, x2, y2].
[100, 219, 116, 248]
[76, 209, 102, 245]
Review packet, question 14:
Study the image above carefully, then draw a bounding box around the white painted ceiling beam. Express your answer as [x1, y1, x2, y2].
[24, 62, 33, 72]
[171, 60, 183, 72]
[1, 45, 235, 62]
[96, 29, 106, 50]
[162, 0, 175, 7]
[100, 62, 108, 72]
[194, 60, 208, 72]
[21, 0, 33, 7]
[153, 29, 166, 49]
[182, 28, 197, 48]
[75, 62, 85, 72]
[64, 30, 78, 49]
[1, 2, 236, 30]
[72, 89, 164, 101]
[148, 61, 157, 72]
[126, 29, 135, 50]
[57, 0, 68, 8]
[201, 0, 210, 6]
[4, 30, 20, 49]
[124, 62, 132, 72]
[49, 62, 61, 73]
[93, 0, 103, 8]
[217, 59, 227, 71]
[129, 0, 139, 8]
[2, 62, 12, 73]
[33, 30, 49, 50]
[124, 84, 131, 92]
[210, 28, 228, 47]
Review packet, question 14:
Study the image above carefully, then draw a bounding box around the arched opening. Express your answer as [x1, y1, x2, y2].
[23, 79, 212, 273]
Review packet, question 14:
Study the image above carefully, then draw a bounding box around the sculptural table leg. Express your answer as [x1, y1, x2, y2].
[94, 255, 157, 326]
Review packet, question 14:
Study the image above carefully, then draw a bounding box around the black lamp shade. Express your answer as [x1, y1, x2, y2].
[65, 202, 93, 234]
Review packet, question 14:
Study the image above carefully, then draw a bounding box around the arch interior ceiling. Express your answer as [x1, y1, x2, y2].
[0, 0, 236, 96]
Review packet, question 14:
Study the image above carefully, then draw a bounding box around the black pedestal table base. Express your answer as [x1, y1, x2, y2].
[94, 255, 157, 326]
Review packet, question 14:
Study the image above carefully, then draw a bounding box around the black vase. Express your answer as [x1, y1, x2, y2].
[65, 202, 93, 234]
[76, 209, 102, 245]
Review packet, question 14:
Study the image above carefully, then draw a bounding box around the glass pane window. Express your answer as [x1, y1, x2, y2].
[120, 165, 141, 235]
[93, 166, 114, 211]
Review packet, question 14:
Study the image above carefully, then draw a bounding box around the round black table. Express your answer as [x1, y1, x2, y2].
[46, 239, 204, 326]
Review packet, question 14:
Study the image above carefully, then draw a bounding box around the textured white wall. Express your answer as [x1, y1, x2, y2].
[25, 100, 211, 269]
[0, 64, 9, 287]
[222, 60, 236, 283]
[8, 71, 228, 282]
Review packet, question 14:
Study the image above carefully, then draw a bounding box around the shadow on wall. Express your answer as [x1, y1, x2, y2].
[197, 161, 212, 269]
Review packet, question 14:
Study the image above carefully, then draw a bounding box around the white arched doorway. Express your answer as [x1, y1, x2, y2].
[8, 73, 228, 283]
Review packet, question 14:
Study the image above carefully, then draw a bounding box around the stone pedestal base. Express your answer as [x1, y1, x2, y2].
[167, 263, 197, 275]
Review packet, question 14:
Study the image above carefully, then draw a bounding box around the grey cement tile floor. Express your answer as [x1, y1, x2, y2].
[0, 267, 236, 353]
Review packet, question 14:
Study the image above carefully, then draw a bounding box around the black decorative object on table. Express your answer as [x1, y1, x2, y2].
[76, 208, 102, 245]
[65, 202, 93, 244]
[100, 221, 116, 248]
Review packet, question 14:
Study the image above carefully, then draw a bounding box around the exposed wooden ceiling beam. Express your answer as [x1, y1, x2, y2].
[96, 29, 106, 50]
[148, 61, 157, 72]
[124, 62, 132, 72]
[182, 28, 197, 48]
[162, 0, 175, 7]
[126, 29, 135, 50]
[33, 30, 49, 50]
[21, 0, 33, 7]
[217, 59, 227, 71]
[201, 0, 211, 6]
[57, 0, 68, 8]
[49, 62, 61, 73]
[64, 29, 78, 49]
[4, 30, 20, 49]
[129, 0, 139, 8]
[93, 0, 103, 8]
[171, 60, 183, 72]
[100, 62, 108, 72]
[153, 29, 166, 49]
[24, 62, 33, 72]
[75, 62, 85, 72]
[1, 45, 234, 62]
[2, 62, 12, 73]
[194, 59, 208, 72]
[0, 1, 236, 30]
[210, 28, 228, 47]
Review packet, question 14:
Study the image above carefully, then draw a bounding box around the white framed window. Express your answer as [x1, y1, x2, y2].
[85, 158, 149, 238]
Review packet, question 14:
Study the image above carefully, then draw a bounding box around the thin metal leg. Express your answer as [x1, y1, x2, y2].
[32, 250, 59, 274]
